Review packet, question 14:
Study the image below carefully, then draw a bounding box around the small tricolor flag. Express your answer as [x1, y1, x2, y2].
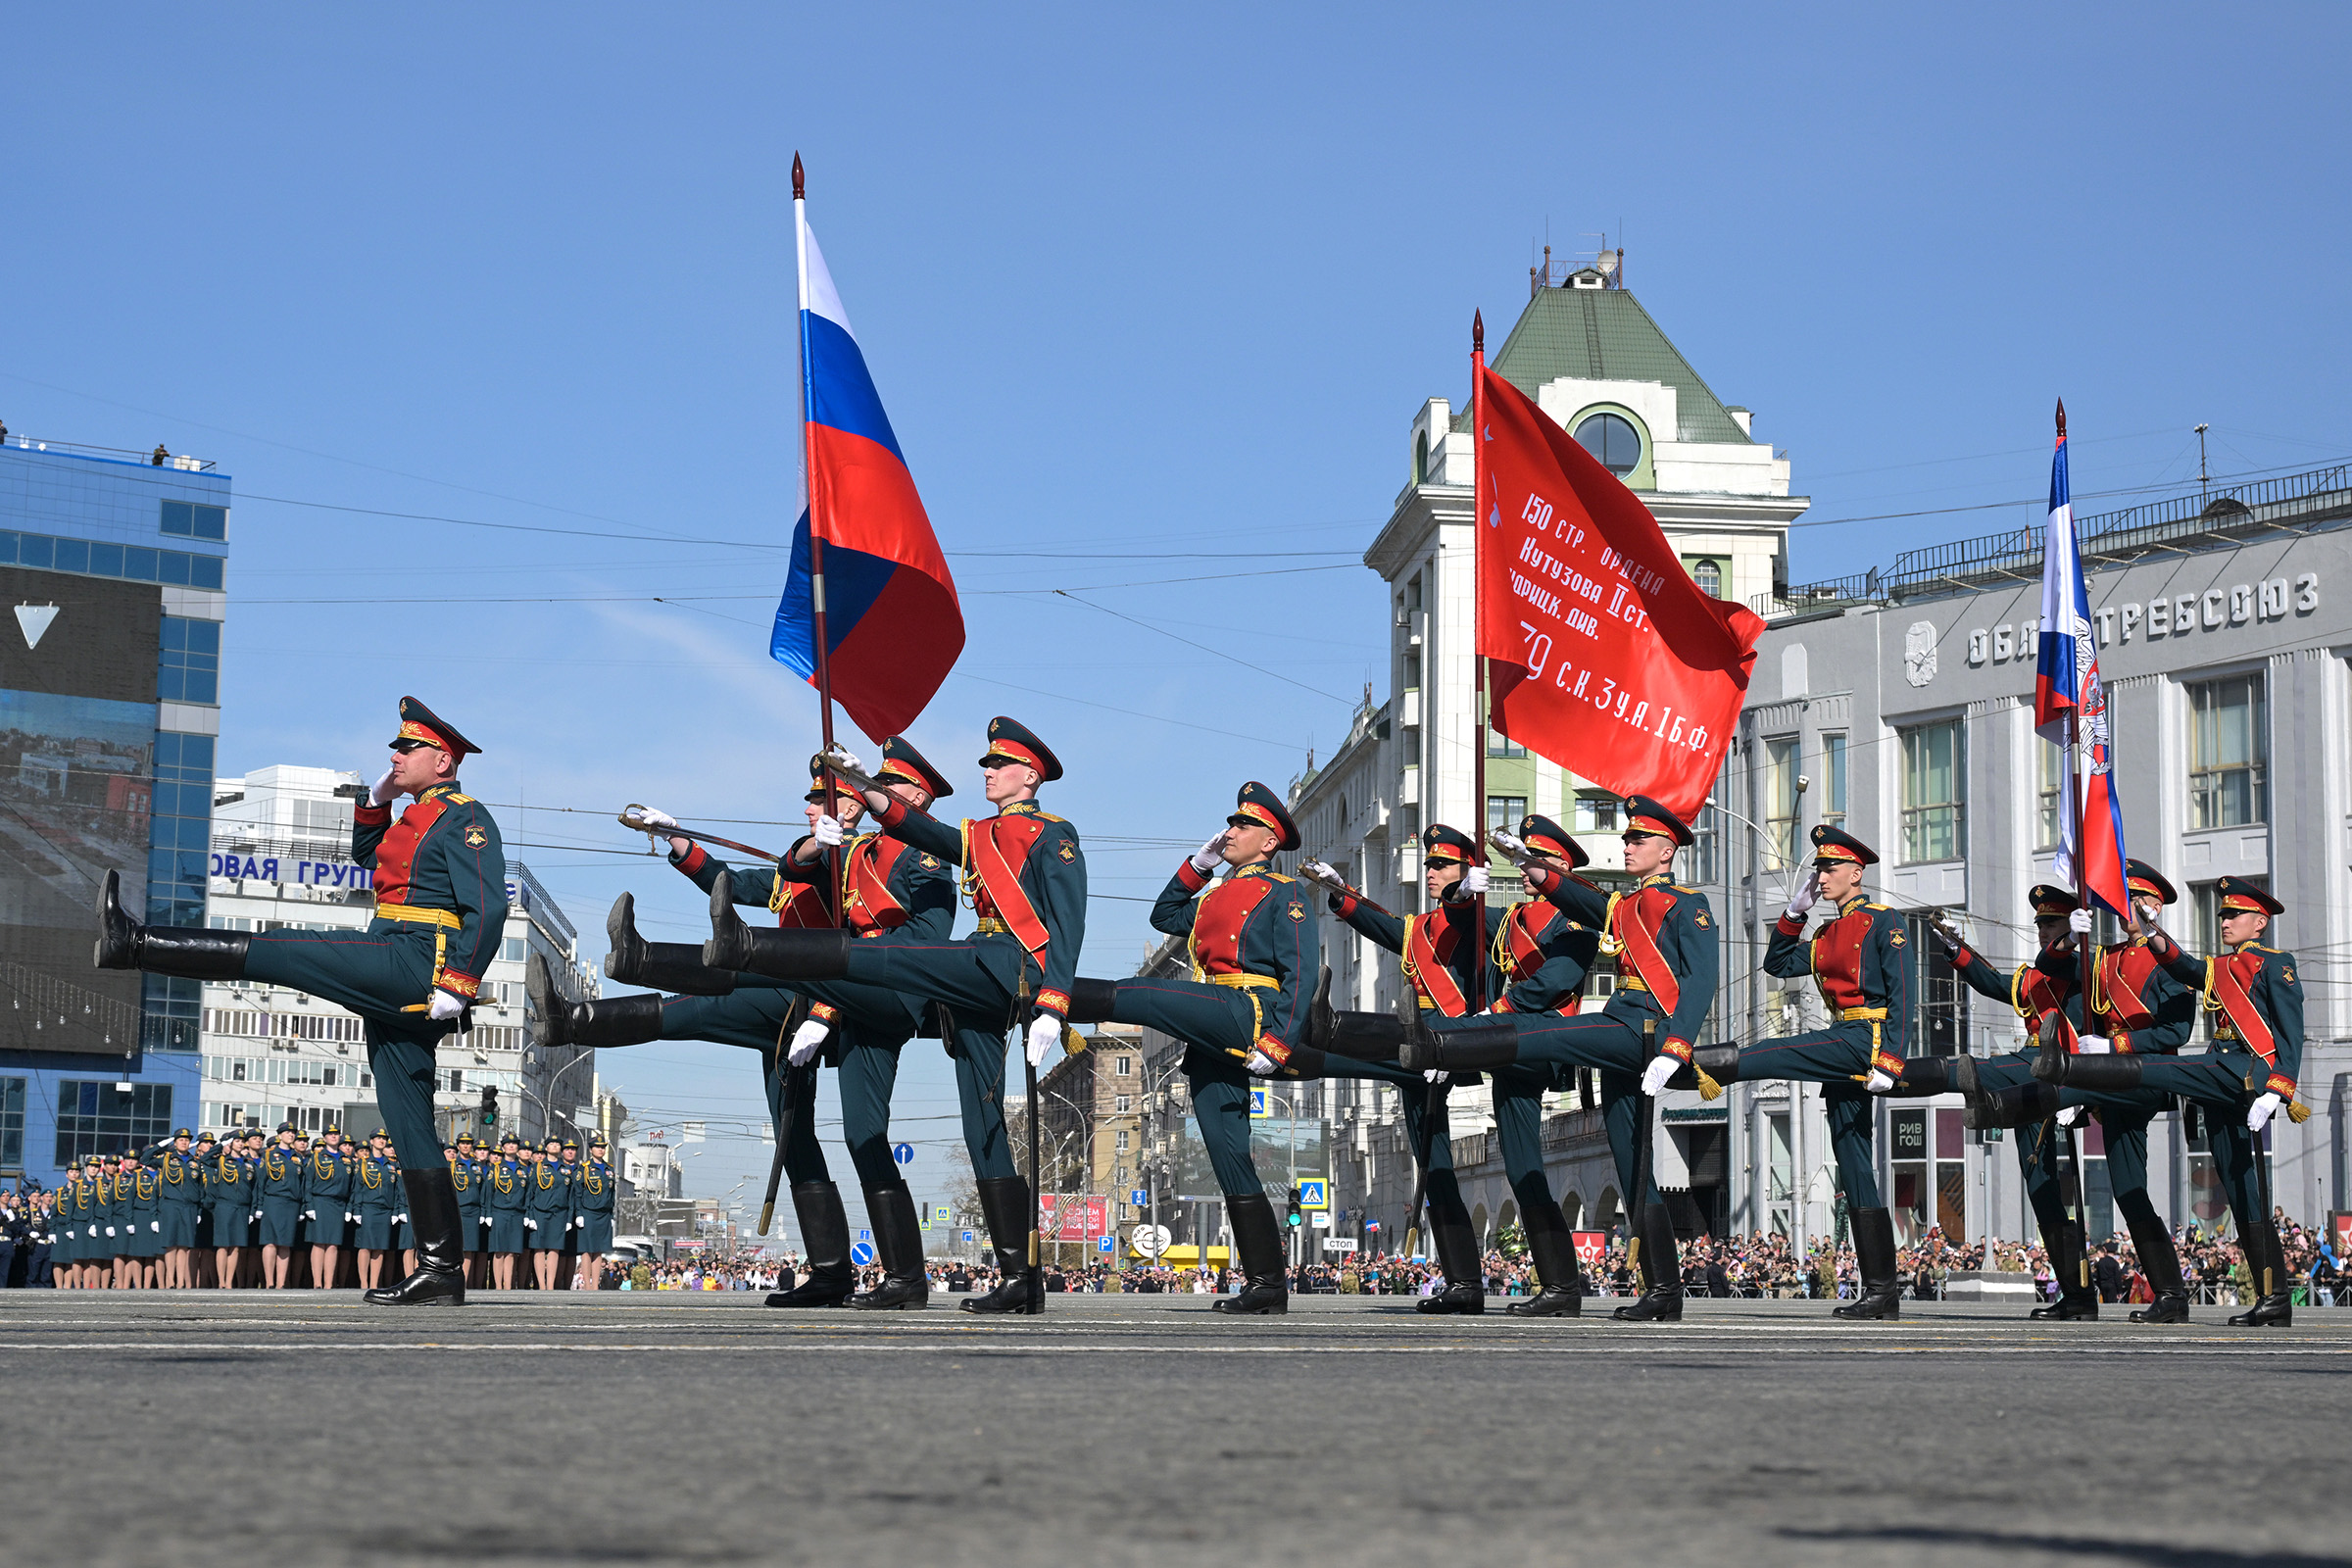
[769, 168, 963, 741]
[2033, 405, 2131, 917]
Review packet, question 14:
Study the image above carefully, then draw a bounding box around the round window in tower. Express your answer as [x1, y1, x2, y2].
[1573, 412, 1643, 478]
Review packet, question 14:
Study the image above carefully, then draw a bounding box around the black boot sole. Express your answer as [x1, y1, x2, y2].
[1505, 1292, 1582, 1317]
[1831, 1293, 1902, 1321]
[765, 1286, 854, 1308]
[2130, 1298, 2190, 1324]
[1611, 1297, 1683, 1322]
[849, 1286, 929, 1310]
[1210, 1294, 1289, 1315]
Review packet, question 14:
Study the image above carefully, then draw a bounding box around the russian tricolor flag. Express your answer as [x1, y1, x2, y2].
[769, 181, 964, 742]
[2033, 407, 2131, 917]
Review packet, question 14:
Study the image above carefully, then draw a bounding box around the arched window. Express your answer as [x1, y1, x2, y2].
[1573, 411, 1642, 477]
[1692, 560, 1722, 597]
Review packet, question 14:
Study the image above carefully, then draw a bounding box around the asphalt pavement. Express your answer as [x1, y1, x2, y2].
[7, 1291, 2349, 1567]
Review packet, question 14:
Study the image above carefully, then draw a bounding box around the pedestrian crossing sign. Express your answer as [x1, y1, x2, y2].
[1250, 1087, 1270, 1118]
[1296, 1178, 1328, 1211]
[934, 1204, 952, 1222]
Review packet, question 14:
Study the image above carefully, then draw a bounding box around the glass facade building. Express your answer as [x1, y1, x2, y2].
[0, 437, 228, 1186]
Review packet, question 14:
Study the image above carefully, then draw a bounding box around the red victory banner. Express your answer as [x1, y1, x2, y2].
[1474, 360, 1763, 820]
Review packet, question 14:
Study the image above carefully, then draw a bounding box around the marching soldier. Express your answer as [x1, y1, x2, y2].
[1306, 822, 1508, 1314]
[526, 1136, 573, 1289]
[574, 1133, 617, 1289]
[137, 1128, 203, 1289]
[308, 1124, 354, 1292]
[2034, 876, 2308, 1327]
[1913, 866, 2198, 1322]
[704, 717, 1086, 1316]
[1082, 782, 1320, 1315]
[1410, 795, 1720, 1323]
[542, 739, 959, 1310]
[1667, 824, 1911, 1320]
[97, 696, 501, 1306]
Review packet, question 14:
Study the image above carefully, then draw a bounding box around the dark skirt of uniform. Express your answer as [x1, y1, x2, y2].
[159, 1198, 200, 1250]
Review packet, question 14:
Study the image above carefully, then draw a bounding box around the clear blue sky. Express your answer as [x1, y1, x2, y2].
[5, 5, 2344, 1222]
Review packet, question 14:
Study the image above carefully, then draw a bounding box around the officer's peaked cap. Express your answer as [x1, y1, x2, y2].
[1621, 795, 1694, 847]
[1421, 824, 1480, 864]
[392, 696, 481, 759]
[1809, 823, 1878, 866]
[879, 736, 954, 799]
[1229, 782, 1300, 852]
[979, 716, 1061, 782]
[1519, 814, 1589, 869]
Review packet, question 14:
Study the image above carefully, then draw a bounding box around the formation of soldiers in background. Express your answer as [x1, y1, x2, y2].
[32, 1122, 616, 1292]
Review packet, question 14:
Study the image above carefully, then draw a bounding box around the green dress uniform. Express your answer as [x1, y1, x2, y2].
[524, 1158, 573, 1250]
[54, 1175, 83, 1268]
[483, 1155, 528, 1253]
[573, 1155, 616, 1252]
[308, 1145, 356, 1246]
[205, 1146, 255, 1251]
[449, 1150, 485, 1252]
[124, 1161, 164, 1258]
[256, 1139, 306, 1249]
[140, 1137, 204, 1251]
[352, 1153, 398, 1250]
[97, 1166, 125, 1259]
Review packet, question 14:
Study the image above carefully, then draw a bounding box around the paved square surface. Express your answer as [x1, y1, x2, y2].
[7, 1291, 2347, 1566]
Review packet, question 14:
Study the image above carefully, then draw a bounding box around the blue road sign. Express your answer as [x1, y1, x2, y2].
[893, 1142, 915, 1165]
[850, 1242, 876, 1266]
[1098, 1235, 1115, 1253]
[858, 1228, 872, 1243]
[1296, 1178, 1329, 1211]
[1130, 1189, 1148, 1207]
[960, 1229, 975, 1244]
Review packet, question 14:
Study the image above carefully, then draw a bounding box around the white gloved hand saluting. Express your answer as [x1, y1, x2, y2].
[1025, 1013, 1061, 1068]
[2248, 1092, 2282, 1133]
[787, 1016, 830, 1068]
[2076, 1035, 2111, 1054]
[369, 765, 401, 808]
[1189, 831, 1230, 876]
[1460, 865, 1490, 897]
[812, 814, 846, 849]
[2069, 907, 2093, 937]
[1640, 1055, 1678, 1097]
[427, 990, 466, 1022]
[1785, 872, 1821, 920]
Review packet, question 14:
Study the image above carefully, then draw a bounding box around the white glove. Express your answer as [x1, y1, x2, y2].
[1866, 1068, 1896, 1094]
[369, 765, 400, 807]
[106, 1226, 116, 1237]
[428, 990, 465, 1022]
[1487, 828, 1530, 863]
[1460, 865, 1490, 897]
[1641, 1055, 1678, 1097]
[812, 813, 846, 848]
[525, 1218, 537, 1230]
[787, 1016, 830, 1067]
[1189, 831, 1229, 876]
[2077, 1035, 2111, 1054]
[2056, 1104, 2082, 1128]
[1785, 872, 1820, 920]
[820, 744, 866, 775]
[1244, 1049, 1278, 1076]
[152, 1221, 162, 1232]
[1300, 858, 1343, 887]
[305, 1209, 316, 1220]
[2068, 907, 2092, 936]
[2248, 1092, 2281, 1133]
[1422, 1068, 1449, 1086]
[1025, 1013, 1060, 1068]
[632, 805, 679, 831]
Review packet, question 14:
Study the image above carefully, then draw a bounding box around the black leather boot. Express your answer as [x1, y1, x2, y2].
[1397, 998, 1520, 1076]
[95, 870, 249, 978]
[1885, 1054, 1976, 1099]
[2119, 1191, 2188, 1324]
[1967, 1081, 2060, 1131]
[2230, 1219, 2292, 1326]
[2050, 1054, 2145, 1093]
[605, 893, 735, 995]
[1506, 1200, 1583, 1317]
[2030, 1210, 2099, 1320]
[529, 955, 667, 1051]
[1832, 1206, 1902, 1320]
[851, 1183, 930, 1309]
[767, 1182, 854, 1306]
[2031, 1010, 2069, 1083]
[1417, 1208, 1487, 1314]
[961, 1176, 1043, 1315]
[1305, 965, 1410, 1061]
[1613, 1203, 1684, 1321]
[704, 870, 852, 978]
[366, 1169, 466, 1306]
[1211, 1193, 1289, 1315]
[1065, 978, 1117, 1024]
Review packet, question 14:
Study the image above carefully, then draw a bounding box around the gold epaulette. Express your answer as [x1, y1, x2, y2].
[1671, 884, 1697, 895]
[446, 792, 475, 805]
[1865, 903, 1890, 911]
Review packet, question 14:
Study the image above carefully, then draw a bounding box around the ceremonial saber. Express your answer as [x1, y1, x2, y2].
[756, 1010, 798, 1237]
[616, 806, 775, 864]
[1631, 1018, 1656, 1286]
[1021, 977, 1043, 1311]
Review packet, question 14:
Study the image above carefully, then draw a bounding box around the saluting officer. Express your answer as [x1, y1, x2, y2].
[573, 1133, 617, 1289]
[98, 696, 501, 1307]
[138, 1128, 203, 1289]
[256, 1125, 305, 1288]
[448, 1135, 487, 1288]
[704, 717, 1086, 1317]
[2036, 876, 2308, 1327]
[484, 1133, 529, 1289]
[352, 1132, 400, 1291]
[206, 1132, 254, 1289]
[307, 1124, 354, 1292]
[1413, 795, 1721, 1323]
[526, 1136, 574, 1290]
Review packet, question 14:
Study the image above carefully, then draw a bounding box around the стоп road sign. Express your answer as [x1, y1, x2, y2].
[1321, 1237, 1359, 1253]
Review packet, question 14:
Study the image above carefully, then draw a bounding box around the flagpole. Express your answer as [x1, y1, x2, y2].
[2057, 395, 2092, 1298]
[795, 152, 846, 911]
[1469, 310, 1489, 1012]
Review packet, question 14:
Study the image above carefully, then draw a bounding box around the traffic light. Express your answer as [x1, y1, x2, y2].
[1286, 1187, 1302, 1228]
[478, 1086, 498, 1129]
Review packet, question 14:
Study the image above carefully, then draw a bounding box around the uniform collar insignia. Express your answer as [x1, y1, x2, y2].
[1640, 873, 1670, 889]
[1838, 893, 1867, 914]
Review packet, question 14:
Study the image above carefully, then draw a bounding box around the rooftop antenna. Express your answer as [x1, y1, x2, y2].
[2194, 422, 2211, 506]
